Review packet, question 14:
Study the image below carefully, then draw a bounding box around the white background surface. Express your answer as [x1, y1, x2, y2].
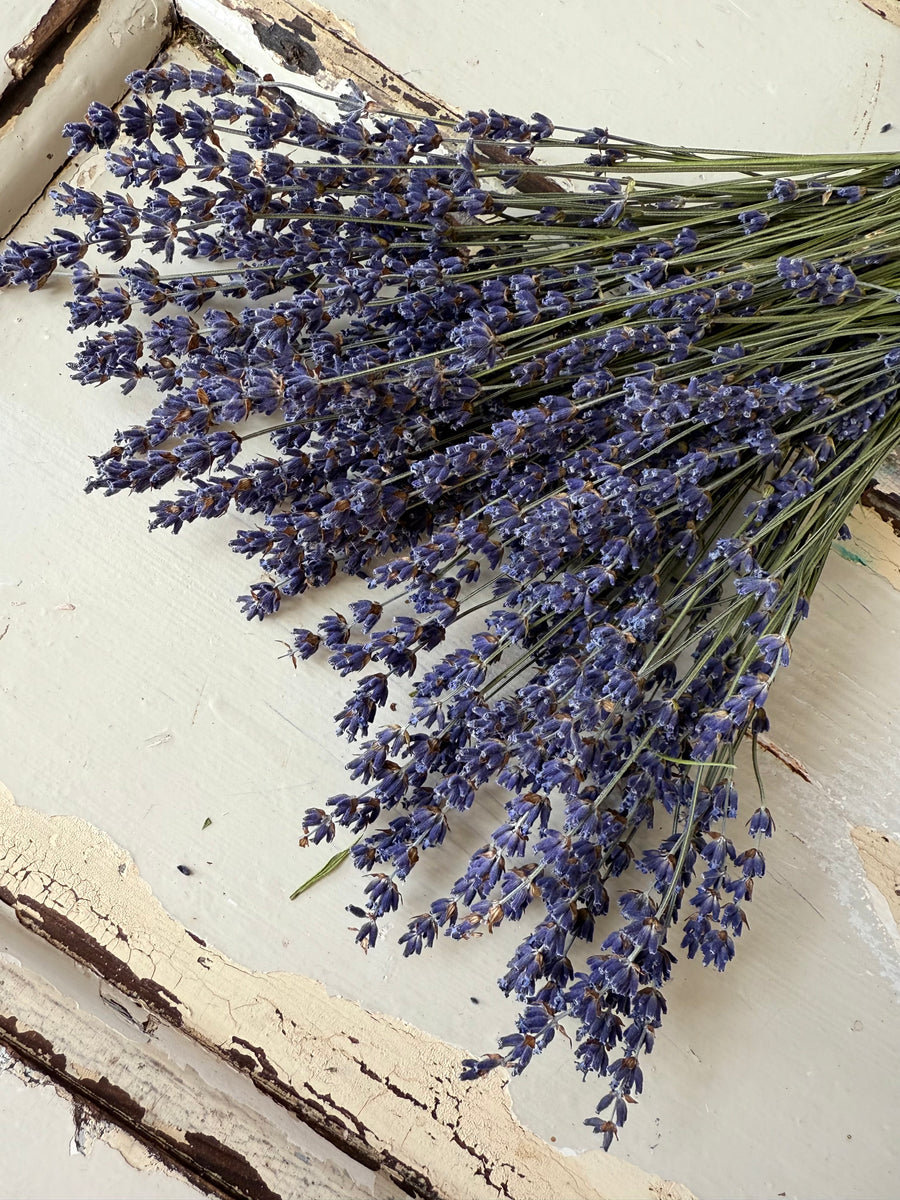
[1, 2, 900, 1197]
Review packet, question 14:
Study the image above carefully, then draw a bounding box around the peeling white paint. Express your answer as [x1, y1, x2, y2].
[0, 0, 72, 97]
[0, 1037, 201, 1199]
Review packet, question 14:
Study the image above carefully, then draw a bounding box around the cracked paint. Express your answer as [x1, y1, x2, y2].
[0, 781, 693, 1200]
[0, 901, 403, 1199]
[3, 0, 94, 88]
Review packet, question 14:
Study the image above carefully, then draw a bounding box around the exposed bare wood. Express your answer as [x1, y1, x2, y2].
[3, 0, 94, 91]
[851, 826, 900, 926]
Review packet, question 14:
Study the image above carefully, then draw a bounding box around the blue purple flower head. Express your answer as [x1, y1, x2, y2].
[4, 61, 900, 1146]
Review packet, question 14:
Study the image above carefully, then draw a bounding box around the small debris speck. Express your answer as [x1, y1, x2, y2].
[470, 996, 480, 1004]
[881, 123, 893, 133]
[177, 864, 193, 876]
[202, 817, 212, 830]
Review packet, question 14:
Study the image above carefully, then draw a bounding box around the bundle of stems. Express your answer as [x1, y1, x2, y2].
[4, 60, 900, 1143]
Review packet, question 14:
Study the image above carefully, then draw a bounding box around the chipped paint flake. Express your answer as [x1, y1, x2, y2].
[851, 825, 900, 927]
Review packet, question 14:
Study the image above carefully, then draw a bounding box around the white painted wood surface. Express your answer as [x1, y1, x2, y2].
[0, 1, 899, 1196]
[292, 0, 900, 154]
[0, 0, 170, 237]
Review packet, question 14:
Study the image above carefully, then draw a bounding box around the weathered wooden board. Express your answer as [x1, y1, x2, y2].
[1, 2, 899, 1197]
[0, 0, 171, 237]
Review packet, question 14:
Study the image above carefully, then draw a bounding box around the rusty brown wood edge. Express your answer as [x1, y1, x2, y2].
[0, 783, 693, 1200]
[2, 0, 97, 95]
[0, 0, 98, 118]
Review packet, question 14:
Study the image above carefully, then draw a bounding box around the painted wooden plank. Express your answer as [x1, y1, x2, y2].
[0, 888, 400, 1200]
[0, 1045, 202, 1200]
[0, 0, 172, 237]
[0, 0, 93, 100]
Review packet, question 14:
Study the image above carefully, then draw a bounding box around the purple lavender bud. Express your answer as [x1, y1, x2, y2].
[86, 101, 119, 147]
[61, 122, 95, 156]
[700, 928, 734, 970]
[189, 66, 234, 95]
[738, 210, 769, 235]
[120, 96, 154, 140]
[835, 185, 866, 203]
[364, 873, 400, 917]
[529, 112, 554, 139]
[575, 126, 609, 145]
[237, 582, 281, 621]
[354, 918, 379, 952]
[747, 807, 775, 838]
[583, 1118, 619, 1151]
[768, 177, 797, 202]
[433, 775, 475, 812]
[1, 239, 58, 290]
[755, 634, 790, 670]
[48, 229, 88, 267]
[300, 808, 336, 846]
[735, 847, 766, 877]
[460, 1054, 503, 1081]
[399, 914, 438, 956]
[319, 612, 350, 648]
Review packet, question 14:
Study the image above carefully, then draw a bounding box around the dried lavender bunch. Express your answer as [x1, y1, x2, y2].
[5, 61, 900, 1146]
